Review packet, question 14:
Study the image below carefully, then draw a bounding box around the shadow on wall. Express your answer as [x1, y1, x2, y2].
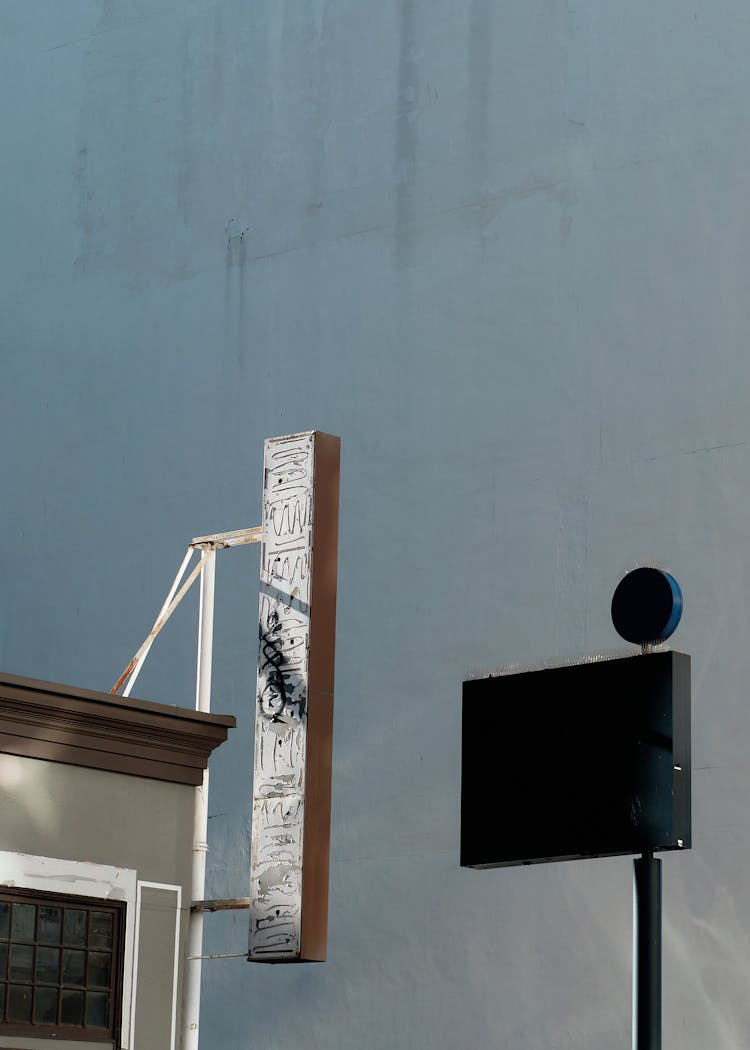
[394, 0, 491, 268]
[665, 846, 750, 1047]
[0, 756, 57, 841]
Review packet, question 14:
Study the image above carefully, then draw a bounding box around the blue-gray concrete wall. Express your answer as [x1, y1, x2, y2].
[3, 2, 750, 1047]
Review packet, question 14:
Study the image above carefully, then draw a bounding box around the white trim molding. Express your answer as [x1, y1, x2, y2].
[130, 882, 182, 1050]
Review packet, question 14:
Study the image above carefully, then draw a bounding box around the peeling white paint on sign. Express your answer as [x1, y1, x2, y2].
[249, 431, 339, 962]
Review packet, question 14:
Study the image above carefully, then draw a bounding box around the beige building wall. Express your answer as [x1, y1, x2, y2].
[0, 755, 194, 884]
[0, 755, 197, 1050]
[0, 672, 233, 1050]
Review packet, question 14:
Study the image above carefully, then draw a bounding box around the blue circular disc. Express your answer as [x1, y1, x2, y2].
[611, 568, 683, 645]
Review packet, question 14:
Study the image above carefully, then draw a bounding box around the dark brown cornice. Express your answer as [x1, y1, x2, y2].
[0, 672, 235, 786]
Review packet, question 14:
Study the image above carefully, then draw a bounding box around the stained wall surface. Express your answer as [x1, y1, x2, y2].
[2, 2, 750, 1048]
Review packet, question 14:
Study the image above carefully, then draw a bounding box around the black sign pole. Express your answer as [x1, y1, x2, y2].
[633, 852, 662, 1050]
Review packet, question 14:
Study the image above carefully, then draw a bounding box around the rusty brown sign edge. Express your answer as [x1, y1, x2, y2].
[299, 432, 340, 962]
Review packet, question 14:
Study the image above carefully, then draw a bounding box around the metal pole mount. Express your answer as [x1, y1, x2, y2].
[633, 852, 662, 1050]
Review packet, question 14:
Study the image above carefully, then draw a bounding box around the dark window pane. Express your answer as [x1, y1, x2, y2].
[7, 984, 32, 1023]
[60, 988, 84, 1026]
[63, 910, 86, 947]
[87, 952, 111, 989]
[85, 991, 109, 1029]
[88, 912, 113, 950]
[35, 946, 60, 984]
[33, 985, 58, 1025]
[38, 907, 62, 945]
[62, 949, 86, 985]
[10, 944, 34, 981]
[11, 904, 35, 941]
[0, 895, 121, 1037]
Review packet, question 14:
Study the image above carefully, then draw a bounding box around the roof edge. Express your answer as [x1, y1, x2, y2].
[0, 673, 236, 786]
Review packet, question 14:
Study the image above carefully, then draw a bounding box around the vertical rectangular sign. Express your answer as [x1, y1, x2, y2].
[249, 431, 340, 962]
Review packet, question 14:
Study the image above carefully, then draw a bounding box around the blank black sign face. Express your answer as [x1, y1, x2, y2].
[461, 652, 690, 868]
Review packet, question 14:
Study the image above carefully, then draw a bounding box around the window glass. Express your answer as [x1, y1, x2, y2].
[7, 984, 32, 1023]
[0, 889, 122, 1042]
[11, 905, 35, 942]
[9, 945, 34, 982]
[88, 913, 113, 950]
[34, 986, 58, 1025]
[85, 991, 109, 1028]
[38, 908, 62, 946]
[60, 988, 85, 1026]
[62, 949, 86, 986]
[62, 910, 87, 947]
[35, 947, 60, 984]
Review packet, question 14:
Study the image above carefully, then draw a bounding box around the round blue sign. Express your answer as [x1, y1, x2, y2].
[611, 568, 683, 646]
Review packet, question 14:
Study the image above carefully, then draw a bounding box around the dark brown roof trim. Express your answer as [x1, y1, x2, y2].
[0, 672, 235, 786]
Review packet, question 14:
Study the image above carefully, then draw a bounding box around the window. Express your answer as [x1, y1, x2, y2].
[0, 888, 124, 1044]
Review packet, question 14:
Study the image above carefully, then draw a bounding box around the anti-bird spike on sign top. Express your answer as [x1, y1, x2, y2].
[249, 431, 340, 962]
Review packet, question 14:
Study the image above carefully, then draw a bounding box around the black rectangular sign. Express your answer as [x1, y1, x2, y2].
[461, 651, 690, 868]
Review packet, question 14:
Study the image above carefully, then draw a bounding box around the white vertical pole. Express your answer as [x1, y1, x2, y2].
[195, 549, 216, 715]
[183, 549, 216, 1050]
